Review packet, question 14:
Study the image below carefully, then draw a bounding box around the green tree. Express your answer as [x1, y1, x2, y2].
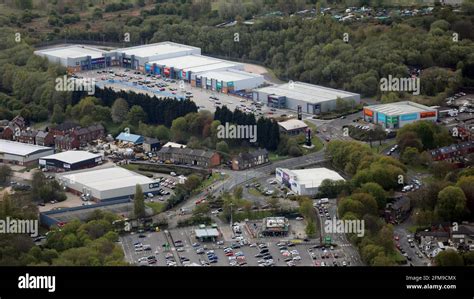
[51, 104, 65, 124]
[305, 219, 317, 238]
[434, 249, 464, 266]
[133, 184, 145, 219]
[436, 186, 467, 221]
[170, 116, 188, 143]
[127, 105, 147, 127]
[111, 98, 129, 124]
[401, 147, 420, 165]
[360, 182, 386, 209]
[0, 165, 12, 185]
[216, 141, 229, 154]
[233, 186, 243, 200]
[193, 202, 210, 217]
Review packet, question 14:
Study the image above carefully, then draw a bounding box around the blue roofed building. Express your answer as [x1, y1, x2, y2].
[115, 132, 144, 144]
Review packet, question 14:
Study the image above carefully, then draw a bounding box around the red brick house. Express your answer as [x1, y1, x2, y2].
[0, 126, 14, 140]
[55, 135, 80, 151]
[17, 130, 38, 144]
[35, 130, 55, 146]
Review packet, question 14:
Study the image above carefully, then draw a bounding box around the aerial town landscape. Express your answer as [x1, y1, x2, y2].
[0, 2, 473, 290]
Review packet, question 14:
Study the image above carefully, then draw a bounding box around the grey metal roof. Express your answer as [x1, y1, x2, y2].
[0, 139, 53, 156]
[255, 81, 360, 104]
[366, 101, 436, 116]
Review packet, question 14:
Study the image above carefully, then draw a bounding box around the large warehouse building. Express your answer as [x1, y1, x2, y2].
[39, 151, 102, 172]
[115, 42, 201, 72]
[363, 101, 437, 129]
[193, 69, 264, 93]
[59, 167, 160, 201]
[35, 42, 264, 92]
[275, 167, 345, 196]
[34, 45, 111, 73]
[145, 54, 264, 92]
[253, 81, 360, 114]
[145, 54, 242, 79]
[0, 140, 54, 166]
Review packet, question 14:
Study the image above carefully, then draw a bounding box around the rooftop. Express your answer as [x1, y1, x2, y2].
[158, 146, 216, 159]
[162, 142, 186, 148]
[255, 81, 360, 104]
[41, 151, 101, 164]
[35, 45, 107, 59]
[366, 101, 436, 116]
[278, 119, 308, 131]
[197, 69, 263, 82]
[61, 167, 154, 192]
[0, 140, 53, 156]
[195, 228, 220, 238]
[278, 167, 345, 188]
[116, 132, 144, 144]
[149, 54, 241, 72]
[116, 42, 200, 58]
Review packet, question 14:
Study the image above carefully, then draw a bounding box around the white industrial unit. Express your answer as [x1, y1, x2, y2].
[60, 167, 159, 201]
[363, 101, 438, 129]
[275, 167, 345, 196]
[0, 140, 54, 165]
[194, 69, 264, 91]
[115, 42, 201, 72]
[34, 45, 109, 73]
[253, 81, 361, 114]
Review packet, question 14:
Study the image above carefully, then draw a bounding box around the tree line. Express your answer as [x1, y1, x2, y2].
[214, 105, 280, 151]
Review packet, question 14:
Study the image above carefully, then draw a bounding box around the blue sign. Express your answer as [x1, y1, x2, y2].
[401, 113, 418, 121]
[148, 183, 160, 189]
[377, 112, 386, 122]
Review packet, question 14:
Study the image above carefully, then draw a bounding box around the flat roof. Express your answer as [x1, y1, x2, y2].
[41, 151, 101, 165]
[197, 69, 263, 82]
[278, 119, 308, 131]
[255, 81, 360, 104]
[62, 167, 154, 192]
[150, 54, 240, 72]
[195, 228, 219, 238]
[162, 142, 186, 148]
[187, 62, 238, 73]
[366, 101, 436, 116]
[116, 42, 200, 58]
[0, 140, 53, 156]
[35, 45, 107, 59]
[279, 167, 345, 188]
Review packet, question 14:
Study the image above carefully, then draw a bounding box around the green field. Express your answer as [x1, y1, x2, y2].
[146, 202, 165, 214]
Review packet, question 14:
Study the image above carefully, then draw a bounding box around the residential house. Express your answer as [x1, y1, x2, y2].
[35, 130, 54, 147]
[384, 196, 411, 224]
[157, 147, 221, 168]
[232, 148, 269, 170]
[452, 224, 474, 251]
[17, 130, 38, 144]
[55, 135, 80, 151]
[430, 141, 474, 162]
[49, 121, 80, 136]
[0, 126, 14, 140]
[10, 115, 26, 130]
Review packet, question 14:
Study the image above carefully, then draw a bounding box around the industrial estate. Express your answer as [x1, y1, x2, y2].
[1, 0, 474, 280]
